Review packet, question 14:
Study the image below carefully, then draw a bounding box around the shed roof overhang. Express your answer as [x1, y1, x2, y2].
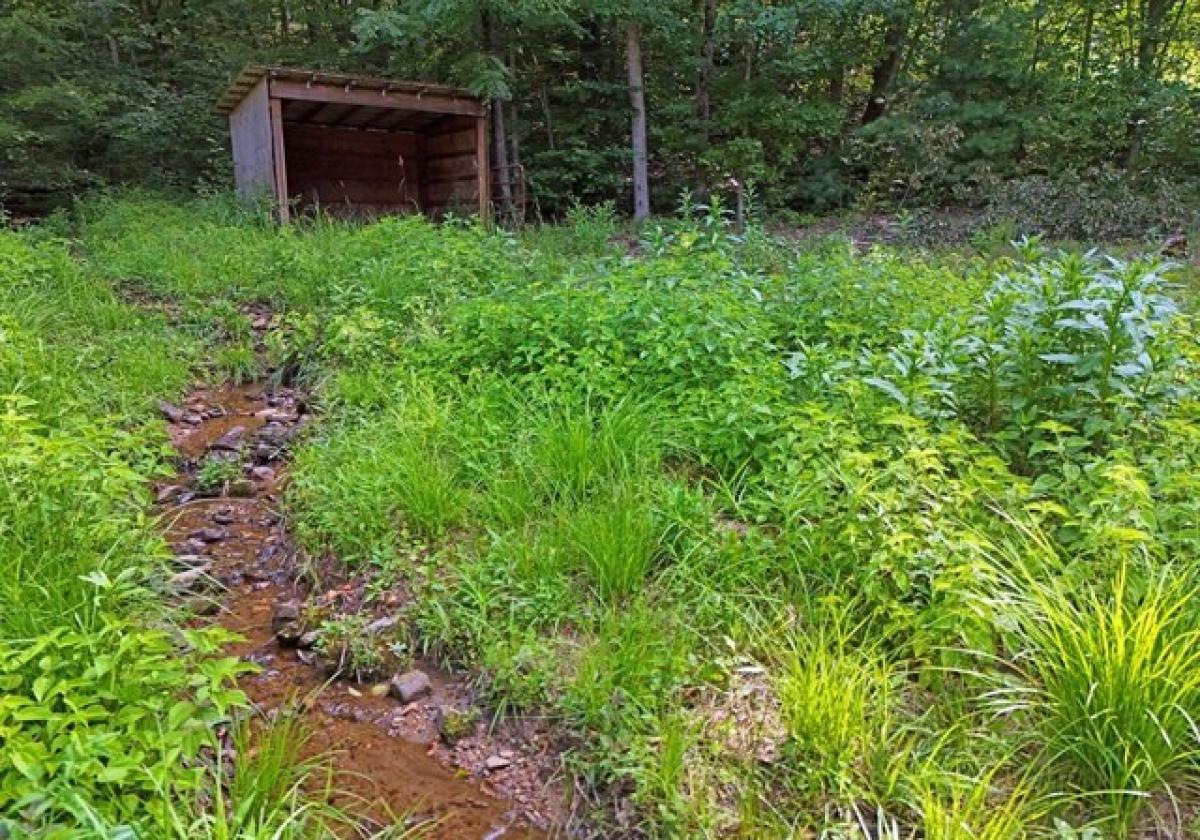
[214, 66, 486, 126]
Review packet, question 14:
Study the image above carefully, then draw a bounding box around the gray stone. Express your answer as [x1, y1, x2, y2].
[297, 630, 320, 650]
[167, 564, 214, 593]
[190, 527, 226, 543]
[484, 755, 512, 772]
[211, 426, 247, 451]
[212, 509, 235, 525]
[270, 599, 301, 630]
[173, 554, 211, 569]
[389, 669, 432, 704]
[366, 615, 399, 636]
[156, 484, 184, 504]
[157, 400, 184, 423]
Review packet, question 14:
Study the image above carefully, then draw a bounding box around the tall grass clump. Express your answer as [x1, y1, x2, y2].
[559, 485, 666, 603]
[775, 611, 903, 799]
[155, 713, 353, 840]
[527, 397, 662, 504]
[984, 557, 1200, 832]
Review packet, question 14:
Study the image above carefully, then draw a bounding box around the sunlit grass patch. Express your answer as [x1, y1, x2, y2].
[774, 610, 905, 800]
[982, 552, 1200, 833]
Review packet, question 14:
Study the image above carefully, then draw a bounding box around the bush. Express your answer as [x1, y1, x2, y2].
[985, 171, 1200, 242]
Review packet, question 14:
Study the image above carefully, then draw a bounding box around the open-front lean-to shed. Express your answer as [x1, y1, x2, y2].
[215, 66, 489, 222]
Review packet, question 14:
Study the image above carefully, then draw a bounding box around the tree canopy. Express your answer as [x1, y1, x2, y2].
[2, 0, 1198, 217]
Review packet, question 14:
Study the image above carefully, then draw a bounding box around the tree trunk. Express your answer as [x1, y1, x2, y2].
[861, 15, 907, 125]
[627, 20, 650, 221]
[481, 11, 512, 208]
[1123, 0, 1181, 167]
[1079, 1, 1095, 81]
[539, 88, 557, 150]
[694, 0, 717, 194]
[695, 0, 716, 141]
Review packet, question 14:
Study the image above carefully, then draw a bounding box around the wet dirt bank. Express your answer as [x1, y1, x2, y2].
[156, 369, 566, 837]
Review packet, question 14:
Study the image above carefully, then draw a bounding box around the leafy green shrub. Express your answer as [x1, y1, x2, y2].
[0, 405, 166, 640]
[868, 252, 1191, 463]
[985, 171, 1200, 242]
[196, 455, 242, 493]
[0, 618, 246, 834]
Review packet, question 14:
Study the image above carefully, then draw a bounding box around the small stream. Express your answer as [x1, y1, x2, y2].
[156, 375, 556, 838]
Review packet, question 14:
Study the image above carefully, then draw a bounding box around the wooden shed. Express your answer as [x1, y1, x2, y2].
[215, 66, 489, 222]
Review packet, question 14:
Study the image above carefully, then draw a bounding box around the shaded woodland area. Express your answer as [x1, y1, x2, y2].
[2, 0, 1199, 229]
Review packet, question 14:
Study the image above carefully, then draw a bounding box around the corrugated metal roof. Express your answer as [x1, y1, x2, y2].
[214, 65, 480, 116]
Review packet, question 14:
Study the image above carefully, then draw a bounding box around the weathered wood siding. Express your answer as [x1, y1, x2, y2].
[229, 79, 275, 201]
[422, 116, 483, 217]
[283, 124, 421, 216]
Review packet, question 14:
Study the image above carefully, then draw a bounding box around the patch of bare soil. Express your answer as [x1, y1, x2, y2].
[156, 314, 570, 838]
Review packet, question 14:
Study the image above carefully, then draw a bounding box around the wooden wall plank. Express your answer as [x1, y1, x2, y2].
[229, 78, 274, 201]
[283, 123, 420, 213]
[269, 97, 289, 222]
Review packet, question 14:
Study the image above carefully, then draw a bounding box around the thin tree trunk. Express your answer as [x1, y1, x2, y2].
[481, 11, 512, 208]
[1079, 1, 1095, 81]
[694, 0, 717, 194]
[627, 20, 650, 221]
[861, 15, 907, 125]
[695, 0, 716, 146]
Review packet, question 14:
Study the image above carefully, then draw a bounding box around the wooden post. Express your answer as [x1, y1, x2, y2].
[476, 114, 491, 225]
[268, 95, 290, 223]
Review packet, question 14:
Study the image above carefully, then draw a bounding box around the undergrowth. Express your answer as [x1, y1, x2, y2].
[6, 193, 1200, 836]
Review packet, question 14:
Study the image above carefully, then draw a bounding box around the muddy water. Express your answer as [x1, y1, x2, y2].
[158, 381, 553, 838]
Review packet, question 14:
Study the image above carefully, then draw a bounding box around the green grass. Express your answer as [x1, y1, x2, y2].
[7, 194, 1200, 836]
[983, 548, 1200, 833]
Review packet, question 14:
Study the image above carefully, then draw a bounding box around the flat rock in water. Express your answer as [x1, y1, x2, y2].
[190, 527, 226, 543]
[390, 669, 432, 704]
[271, 598, 300, 625]
[167, 564, 214, 593]
[211, 426, 247, 451]
[157, 400, 184, 423]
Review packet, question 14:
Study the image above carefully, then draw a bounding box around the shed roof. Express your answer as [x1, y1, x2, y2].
[214, 65, 481, 117]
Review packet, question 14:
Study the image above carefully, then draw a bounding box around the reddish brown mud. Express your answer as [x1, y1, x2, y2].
[157, 373, 563, 838]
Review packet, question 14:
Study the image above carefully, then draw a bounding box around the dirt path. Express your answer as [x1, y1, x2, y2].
[155, 352, 564, 836]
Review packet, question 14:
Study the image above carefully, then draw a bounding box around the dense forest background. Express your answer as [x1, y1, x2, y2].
[2, 0, 1199, 232]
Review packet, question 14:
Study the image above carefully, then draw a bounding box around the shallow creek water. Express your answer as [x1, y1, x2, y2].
[157, 380, 556, 838]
